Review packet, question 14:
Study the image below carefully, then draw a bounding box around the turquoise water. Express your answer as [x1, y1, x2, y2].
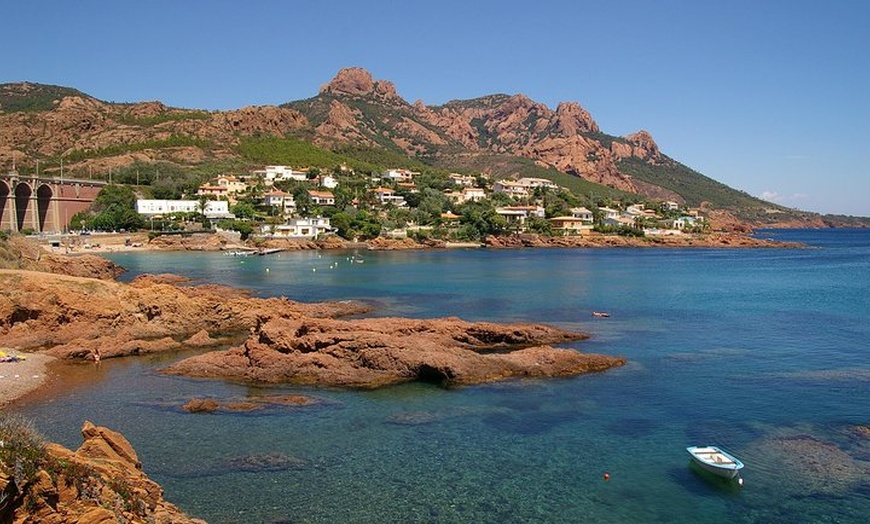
[14, 230, 870, 523]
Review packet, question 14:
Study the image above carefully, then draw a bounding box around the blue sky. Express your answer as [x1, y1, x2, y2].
[4, 1, 869, 216]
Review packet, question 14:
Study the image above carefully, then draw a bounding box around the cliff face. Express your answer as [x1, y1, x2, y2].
[0, 421, 204, 524]
[293, 68, 652, 192]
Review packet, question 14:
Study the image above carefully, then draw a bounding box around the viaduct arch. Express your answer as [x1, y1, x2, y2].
[0, 173, 106, 234]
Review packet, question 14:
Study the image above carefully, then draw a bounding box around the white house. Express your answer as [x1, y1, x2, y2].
[461, 187, 486, 202]
[136, 199, 233, 219]
[320, 175, 338, 189]
[382, 168, 418, 183]
[603, 216, 636, 228]
[672, 216, 705, 230]
[372, 187, 407, 207]
[264, 190, 296, 214]
[492, 180, 530, 199]
[445, 186, 486, 204]
[263, 217, 333, 239]
[598, 207, 621, 221]
[516, 177, 559, 190]
[570, 207, 594, 223]
[495, 206, 545, 230]
[254, 165, 308, 183]
[448, 173, 477, 187]
[626, 203, 646, 216]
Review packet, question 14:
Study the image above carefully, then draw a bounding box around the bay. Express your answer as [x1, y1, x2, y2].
[13, 229, 870, 523]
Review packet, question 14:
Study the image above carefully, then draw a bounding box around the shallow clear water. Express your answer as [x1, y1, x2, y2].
[14, 230, 870, 523]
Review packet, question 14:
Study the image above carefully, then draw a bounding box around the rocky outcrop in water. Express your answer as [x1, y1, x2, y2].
[0, 268, 370, 358]
[163, 316, 624, 388]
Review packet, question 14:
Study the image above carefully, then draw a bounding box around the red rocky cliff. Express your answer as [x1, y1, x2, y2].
[0, 422, 204, 524]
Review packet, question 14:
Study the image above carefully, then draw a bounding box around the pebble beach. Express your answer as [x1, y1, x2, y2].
[0, 351, 55, 407]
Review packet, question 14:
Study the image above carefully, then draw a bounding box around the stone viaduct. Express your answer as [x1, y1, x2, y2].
[0, 172, 106, 233]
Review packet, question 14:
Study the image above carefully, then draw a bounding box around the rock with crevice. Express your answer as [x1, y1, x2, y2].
[164, 316, 623, 389]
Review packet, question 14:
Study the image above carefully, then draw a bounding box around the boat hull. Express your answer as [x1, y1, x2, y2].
[686, 446, 744, 479]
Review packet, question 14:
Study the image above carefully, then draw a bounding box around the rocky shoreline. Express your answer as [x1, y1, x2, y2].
[40, 228, 804, 256]
[1, 235, 628, 522]
[2, 235, 627, 395]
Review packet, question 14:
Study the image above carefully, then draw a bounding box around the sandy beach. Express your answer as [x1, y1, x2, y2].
[0, 351, 55, 407]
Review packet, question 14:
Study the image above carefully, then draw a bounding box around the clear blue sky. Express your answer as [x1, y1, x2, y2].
[4, 0, 869, 216]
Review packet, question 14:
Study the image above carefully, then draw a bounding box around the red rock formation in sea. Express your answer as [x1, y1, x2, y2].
[0, 268, 370, 356]
[163, 316, 624, 388]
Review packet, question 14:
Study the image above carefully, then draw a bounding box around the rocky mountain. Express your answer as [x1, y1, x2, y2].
[288, 68, 640, 192]
[1, 71, 863, 227]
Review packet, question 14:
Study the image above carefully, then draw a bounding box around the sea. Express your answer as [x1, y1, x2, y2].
[12, 229, 870, 523]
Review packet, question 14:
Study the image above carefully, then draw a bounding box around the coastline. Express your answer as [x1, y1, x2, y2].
[0, 351, 55, 408]
[5, 228, 795, 403]
[41, 229, 804, 256]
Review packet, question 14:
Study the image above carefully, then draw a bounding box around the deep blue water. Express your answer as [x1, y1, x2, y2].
[13, 229, 870, 523]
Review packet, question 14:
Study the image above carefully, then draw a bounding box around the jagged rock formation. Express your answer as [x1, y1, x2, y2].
[0, 237, 624, 389]
[0, 421, 204, 524]
[319, 67, 403, 104]
[481, 232, 804, 249]
[0, 258, 624, 390]
[164, 316, 624, 388]
[0, 268, 370, 357]
[296, 70, 646, 191]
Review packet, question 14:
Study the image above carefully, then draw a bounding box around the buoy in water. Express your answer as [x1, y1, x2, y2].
[603, 473, 610, 481]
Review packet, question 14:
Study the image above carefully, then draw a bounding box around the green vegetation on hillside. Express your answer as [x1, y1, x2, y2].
[331, 144, 433, 172]
[110, 160, 247, 199]
[64, 135, 212, 163]
[0, 83, 92, 113]
[617, 156, 773, 209]
[238, 136, 388, 173]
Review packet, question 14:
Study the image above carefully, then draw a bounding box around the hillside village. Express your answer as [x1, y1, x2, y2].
[134, 163, 708, 243]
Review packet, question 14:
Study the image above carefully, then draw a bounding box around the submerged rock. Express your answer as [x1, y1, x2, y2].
[182, 395, 321, 413]
[747, 434, 870, 496]
[163, 452, 313, 479]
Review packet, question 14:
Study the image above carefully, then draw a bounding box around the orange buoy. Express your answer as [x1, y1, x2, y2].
[603, 473, 610, 481]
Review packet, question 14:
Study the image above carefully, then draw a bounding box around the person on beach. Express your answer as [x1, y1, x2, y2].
[92, 347, 101, 366]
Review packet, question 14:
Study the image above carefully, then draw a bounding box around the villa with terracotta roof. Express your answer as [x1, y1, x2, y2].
[308, 190, 335, 206]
